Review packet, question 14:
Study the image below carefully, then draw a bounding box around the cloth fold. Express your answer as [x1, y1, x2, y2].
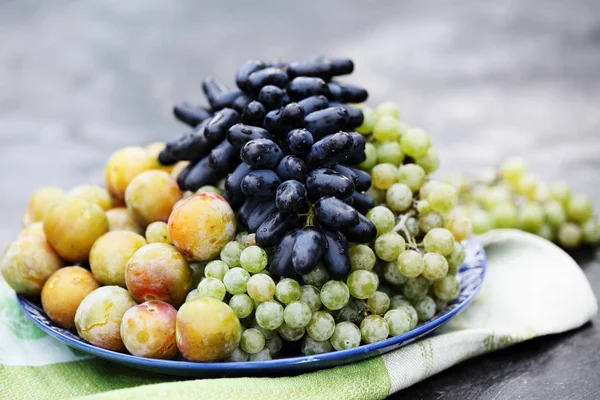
[0, 229, 596, 400]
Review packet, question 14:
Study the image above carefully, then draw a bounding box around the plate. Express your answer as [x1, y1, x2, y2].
[17, 235, 486, 377]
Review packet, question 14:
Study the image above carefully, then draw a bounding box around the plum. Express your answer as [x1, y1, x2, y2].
[22, 187, 67, 226]
[105, 208, 144, 234]
[145, 141, 175, 174]
[176, 297, 241, 361]
[89, 231, 147, 287]
[69, 185, 114, 211]
[1, 236, 64, 295]
[17, 221, 45, 239]
[125, 170, 182, 227]
[41, 266, 99, 329]
[43, 197, 109, 262]
[74, 286, 137, 351]
[168, 193, 236, 261]
[105, 146, 156, 201]
[120, 300, 178, 359]
[125, 243, 192, 307]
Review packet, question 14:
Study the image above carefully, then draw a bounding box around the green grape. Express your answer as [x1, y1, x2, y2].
[196, 185, 221, 195]
[549, 181, 571, 205]
[446, 242, 466, 275]
[583, 219, 600, 245]
[223, 267, 251, 295]
[366, 206, 396, 235]
[544, 200, 567, 229]
[204, 260, 229, 281]
[394, 303, 419, 329]
[371, 163, 398, 190]
[500, 157, 527, 186]
[400, 128, 430, 158]
[415, 149, 440, 174]
[145, 221, 171, 244]
[235, 231, 249, 243]
[566, 195, 593, 223]
[301, 336, 334, 355]
[537, 224, 555, 242]
[246, 274, 276, 302]
[197, 277, 226, 301]
[240, 245, 268, 273]
[228, 294, 254, 319]
[413, 296, 436, 322]
[482, 186, 512, 211]
[433, 275, 460, 302]
[306, 311, 336, 341]
[470, 209, 494, 234]
[428, 183, 458, 214]
[248, 349, 272, 361]
[348, 244, 376, 271]
[240, 328, 265, 354]
[396, 164, 426, 192]
[419, 180, 440, 200]
[278, 322, 305, 341]
[534, 182, 550, 202]
[373, 115, 402, 142]
[376, 141, 404, 165]
[416, 200, 431, 214]
[557, 223, 583, 248]
[405, 217, 420, 237]
[220, 241, 245, 268]
[422, 253, 449, 280]
[358, 142, 378, 170]
[518, 202, 545, 233]
[301, 263, 330, 287]
[383, 262, 408, 286]
[384, 308, 413, 336]
[360, 315, 389, 344]
[435, 298, 448, 313]
[185, 289, 199, 302]
[330, 322, 361, 351]
[402, 276, 429, 301]
[444, 213, 473, 242]
[283, 301, 312, 329]
[265, 334, 283, 357]
[242, 233, 256, 247]
[374, 232, 405, 262]
[356, 107, 377, 135]
[376, 101, 401, 119]
[255, 301, 284, 331]
[275, 278, 302, 304]
[300, 285, 322, 312]
[365, 186, 386, 205]
[491, 202, 518, 228]
[367, 291, 390, 315]
[418, 212, 443, 233]
[397, 250, 424, 278]
[385, 183, 413, 212]
[389, 294, 410, 309]
[346, 270, 378, 299]
[320, 281, 350, 310]
[227, 347, 249, 362]
[423, 228, 455, 256]
[251, 319, 277, 339]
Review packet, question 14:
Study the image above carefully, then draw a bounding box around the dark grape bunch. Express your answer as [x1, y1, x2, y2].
[157, 56, 377, 280]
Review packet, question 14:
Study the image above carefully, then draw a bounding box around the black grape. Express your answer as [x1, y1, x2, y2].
[240, 138, 284, 169]
[287, 77, 328, 101]
[297, 95, 328, 115]
[351, 191, 375, 215]
[314, 196, 359, 230]
[329, 58, 354, 76]
[202, 77, 243, 110]
[350, 166, 371, 192]
[343, 132, 367, 166]
[241, 101, 267, 126]
[306, 168, 354, 201]
[322, 230, 351, 280]
[247, 200, 278, 232]
[238, 198, 262, 227]
[327, 82, 368, 103]
[164, 119, 212, 162]
[329, 102, 363, 128]
[236, 60, 266, 91]
[241, 170, 281, 199]
[285, 128, 314, 157]
[208, 140, 240, 171]
[227, 124, 272, 149]
[270, 229, 300, 279]
[225, 163, 252, 197]
[232, 94, 253, 113]
[221, 189, 244, 210]
[158, 149, 177, 166]
[340, 213, 377, 243]
[276, 180, 309, 214]
[303, 107, 349, 140]
[256, 212, 303, 247]
[275, 155, 309, 182]
[258, 85, 287, 110]
[247, 67, 289, 94]
[292, 226, 326, 275]
[183, 157, 227, 191]
[173, 102, 212, 127]
[176, 161, 194, 190]
[305, 132, 354, 169]
[204, 108, 240, 144]
[287, 59, 332, 80]
[263, 103, 305, 135]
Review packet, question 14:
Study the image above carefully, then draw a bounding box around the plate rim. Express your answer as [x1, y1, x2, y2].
[17, 236, 486, 372]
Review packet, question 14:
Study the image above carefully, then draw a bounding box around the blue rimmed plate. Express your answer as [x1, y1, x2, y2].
[17, 235, 486, 377]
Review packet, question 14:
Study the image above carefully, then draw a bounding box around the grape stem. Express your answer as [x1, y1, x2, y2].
[305, 204, 315, 226]
[392, 210, 417, 249]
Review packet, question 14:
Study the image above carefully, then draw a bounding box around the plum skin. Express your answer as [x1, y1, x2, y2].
[125, 170, 182, 227]
[104, 146, 157, 201]
[89, 231, 147, 287]
[22, 187, 67, 226]
[105, 208, 144, 234]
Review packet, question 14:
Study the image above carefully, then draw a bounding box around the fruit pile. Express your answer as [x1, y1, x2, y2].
[448, 158, 600, 248]
[1, 57, 467, 362]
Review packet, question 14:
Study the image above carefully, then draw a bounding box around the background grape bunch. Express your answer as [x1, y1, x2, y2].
[157, 56, 378, 280]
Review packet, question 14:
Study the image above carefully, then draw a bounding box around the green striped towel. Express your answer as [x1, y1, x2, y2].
[0, 229, 596, 400]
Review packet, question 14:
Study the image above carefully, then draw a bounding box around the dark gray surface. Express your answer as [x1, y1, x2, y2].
[1, 1, 599, 398]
